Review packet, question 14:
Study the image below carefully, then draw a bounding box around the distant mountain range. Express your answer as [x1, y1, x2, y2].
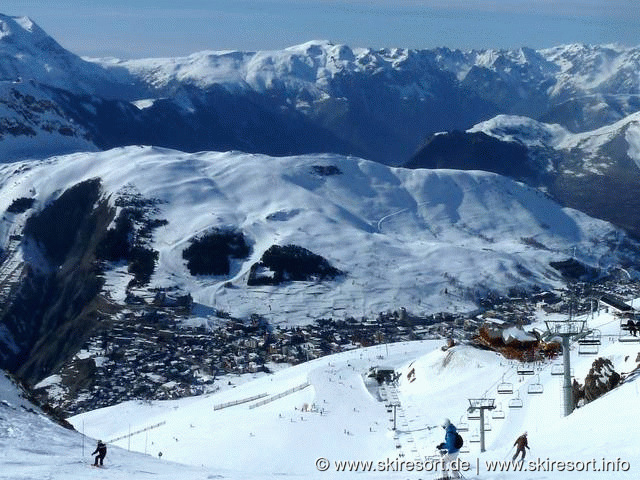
[4, 14, 640, 237]
[2, 14, 640, 166]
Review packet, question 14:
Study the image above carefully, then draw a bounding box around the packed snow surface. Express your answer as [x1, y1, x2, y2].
[0, 146, 630, 323]
[3, 304, 639, 479]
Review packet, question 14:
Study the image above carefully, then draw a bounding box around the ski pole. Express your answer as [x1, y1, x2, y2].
[503, 445, 515, 460]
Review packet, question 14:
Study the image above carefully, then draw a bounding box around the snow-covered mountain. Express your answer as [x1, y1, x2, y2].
[0, 146, 638, 402]
[3, 13, 640, 166]
[408, 113, 640, 236]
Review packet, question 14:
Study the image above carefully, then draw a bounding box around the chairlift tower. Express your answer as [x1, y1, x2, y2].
[467, 398, 495, 453]
[545, 317, 586, 417]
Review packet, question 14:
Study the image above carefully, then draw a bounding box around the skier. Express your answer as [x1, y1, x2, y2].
[512, 432, 530, 462]
[92, 440, 107, 466]
[436, 418, 462, 479]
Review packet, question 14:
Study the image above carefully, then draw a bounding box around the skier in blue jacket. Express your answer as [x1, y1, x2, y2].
[437, 418, 461, 479]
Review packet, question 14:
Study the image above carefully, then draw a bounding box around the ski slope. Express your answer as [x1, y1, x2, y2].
[2, 306, 639, 478]
[57, 306, 640, 479]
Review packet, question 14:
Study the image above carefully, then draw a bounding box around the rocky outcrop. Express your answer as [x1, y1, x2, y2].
[0, 179, 114, 383]
[574, 357, 621, 408]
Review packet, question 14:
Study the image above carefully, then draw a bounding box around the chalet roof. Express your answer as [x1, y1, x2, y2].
[599, 294, 633, 312]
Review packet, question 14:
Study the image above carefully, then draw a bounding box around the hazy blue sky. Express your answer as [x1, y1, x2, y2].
[4, 1, 639, 58]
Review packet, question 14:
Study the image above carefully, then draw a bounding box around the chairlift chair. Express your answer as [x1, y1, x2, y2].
[467, 409, 480, 420]
[578, 329, 601, 355]
[483, 421, 492, 432]
[492, 403, 505, 420]
[517, 364, 535, 376]
[508, 392, 523, 409]
[527, 375, 544, 395]
[578, 342, 599, 355]
[469, 431, 481, 443]
[496, 375, 514, 394]
[551, 364, 564, 376]
[457, 416, 469, 432]
[619, 335, 640, 343]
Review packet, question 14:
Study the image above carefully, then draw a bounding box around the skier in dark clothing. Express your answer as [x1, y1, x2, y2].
[512, 432, 529, 461]
[92, 440, 107, 466]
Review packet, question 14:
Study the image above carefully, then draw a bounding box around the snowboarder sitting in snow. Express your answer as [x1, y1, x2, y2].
[512, 432, 529, 462]
[436, 418, 462, 479]
[92, 440, 107, 466]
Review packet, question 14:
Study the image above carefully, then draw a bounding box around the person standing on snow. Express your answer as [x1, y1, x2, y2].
[512, 432, 530, 462]
[437, 418, 462, 479]
[92, 440, 107, 466]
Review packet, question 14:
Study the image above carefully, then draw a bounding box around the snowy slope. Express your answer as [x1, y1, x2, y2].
[64, 305, 640, 479]
[2, 304, 638, 479]
[0, 14, 138, 97]
[0, 370, 222, 480]
[470, 112, 640, 157]
[0, 146, 634, 324]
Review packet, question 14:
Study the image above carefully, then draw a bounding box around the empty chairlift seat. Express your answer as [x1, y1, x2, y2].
[578, 329, 601, 355]
[527, 375, 544, 395]
[551, 364, 564, 376]
[492, 403, 505, 420]
[467, 409, 480, 420]
[517, 364, 535, 376]
[508, 392, 523, 409]
[497, 375, 514, 394]
[457, 416, 469, 432]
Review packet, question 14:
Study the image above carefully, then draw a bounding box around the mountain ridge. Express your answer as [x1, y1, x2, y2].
[3, 15, 640, 166]
[406, 113, 640, 237]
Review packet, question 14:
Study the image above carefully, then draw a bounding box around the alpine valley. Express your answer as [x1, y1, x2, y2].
[1, 14, 640, 480]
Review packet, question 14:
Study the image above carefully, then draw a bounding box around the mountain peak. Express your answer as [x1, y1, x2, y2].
[0, 14, 62, 51]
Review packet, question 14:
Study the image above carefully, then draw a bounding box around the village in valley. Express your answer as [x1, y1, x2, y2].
[33, 272, 640, 417]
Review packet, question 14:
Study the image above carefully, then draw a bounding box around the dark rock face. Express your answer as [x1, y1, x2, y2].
[24, 179, 102, 266]
[6, 197, 35, 214]
[248, 244, 343, 286]
[574, 357, 621, 408]
[405, 130, 537, 183]
[1, 179, 113, 383]
[549, 259, 600, 282]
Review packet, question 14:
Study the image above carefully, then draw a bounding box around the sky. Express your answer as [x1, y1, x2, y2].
[3, 1, 640, 59]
